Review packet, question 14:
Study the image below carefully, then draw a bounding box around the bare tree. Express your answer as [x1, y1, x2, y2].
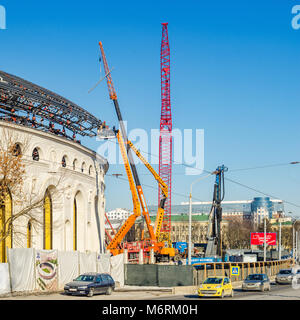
[0, 128, 67, 247]
[225, 218, 255, 249]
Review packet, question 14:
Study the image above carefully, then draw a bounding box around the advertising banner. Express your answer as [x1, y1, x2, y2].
[250, 232, 277, 246]
[35, 250, 58, 291]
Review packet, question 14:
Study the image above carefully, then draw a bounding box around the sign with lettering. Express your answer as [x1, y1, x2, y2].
[250, 232, 277, 246]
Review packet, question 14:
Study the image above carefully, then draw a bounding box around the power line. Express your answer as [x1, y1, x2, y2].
[106, 173, 207, 202]
[227, 162, 300, 172]
[224, 177, 300, 209]
[103, 138, 300, 209]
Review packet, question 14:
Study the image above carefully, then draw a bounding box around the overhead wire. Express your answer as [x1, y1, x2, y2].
[102, 138, 300, 210]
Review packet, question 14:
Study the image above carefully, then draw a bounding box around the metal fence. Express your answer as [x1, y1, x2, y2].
[193, 259, 294, 285]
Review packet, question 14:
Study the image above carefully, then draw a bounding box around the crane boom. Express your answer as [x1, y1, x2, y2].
[159, 23, 172, 243]
[99, 41, 175, 260]
[106, 130, 141, 254]
[126, 139, 168, 239]
[99, 41, 156, 244]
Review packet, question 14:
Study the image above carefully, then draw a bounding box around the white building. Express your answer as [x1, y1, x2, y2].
[0, 121, 108, 262]
[253, 207, 269, 225]
[106, 208, 132, 221]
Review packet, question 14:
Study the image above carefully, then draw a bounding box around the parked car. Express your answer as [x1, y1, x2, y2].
[242, 273, 271, 292]
[275, 268, 300, 284]
[64, 273, 115, 297]
[198, 276, 234, 298]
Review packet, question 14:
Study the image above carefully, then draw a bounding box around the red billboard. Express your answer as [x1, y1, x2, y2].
[250, 232, 277, 246]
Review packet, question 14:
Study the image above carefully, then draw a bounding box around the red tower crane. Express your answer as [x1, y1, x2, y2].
[158, 23, 172, 242]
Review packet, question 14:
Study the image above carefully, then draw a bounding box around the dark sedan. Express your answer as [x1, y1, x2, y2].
[64, 273, 115, 297]
[242, 273, 271, 292]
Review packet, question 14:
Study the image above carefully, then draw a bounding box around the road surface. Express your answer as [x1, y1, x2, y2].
[1, 282, 300, 300]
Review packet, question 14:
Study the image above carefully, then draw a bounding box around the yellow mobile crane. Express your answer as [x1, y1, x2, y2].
[99, 41, 175, 260]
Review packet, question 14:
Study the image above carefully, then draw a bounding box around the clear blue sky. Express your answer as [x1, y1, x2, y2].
[1, 0, 300, 216]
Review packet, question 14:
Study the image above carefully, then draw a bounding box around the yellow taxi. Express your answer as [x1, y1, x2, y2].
[198, 276, 234, 298]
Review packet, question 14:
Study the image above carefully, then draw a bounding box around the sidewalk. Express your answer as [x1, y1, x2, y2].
[115, 286, 173, 293]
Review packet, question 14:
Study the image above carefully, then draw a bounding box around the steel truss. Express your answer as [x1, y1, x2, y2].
[0, 70, 106, 142]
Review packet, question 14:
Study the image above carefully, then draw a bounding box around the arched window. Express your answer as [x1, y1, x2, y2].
[61, 156, 66, 168]
[0, 191, 12, 263]
[13, 143, 21, 156]
[27, 220, 32, 248]
[73, 159, 77, 170]
[88, 165, 93, 176]
[73, 198, 77, 251]
[32, 148, 39, 161]
[43, 190, 53, 250]
[81, 162, 86, 173]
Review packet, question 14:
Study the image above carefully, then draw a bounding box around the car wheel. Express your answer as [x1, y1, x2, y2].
[87, 288, 94, 297]
[106, 287, 112, 295]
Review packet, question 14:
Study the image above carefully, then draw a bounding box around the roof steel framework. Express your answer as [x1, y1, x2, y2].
[0, 70, 107, 142]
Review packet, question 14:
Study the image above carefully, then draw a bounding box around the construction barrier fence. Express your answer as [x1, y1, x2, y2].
[125, 259, 294, 287]
[125, 264, 194, 287]
[0, 248, 125, 296]
[193, 259, 294, 285]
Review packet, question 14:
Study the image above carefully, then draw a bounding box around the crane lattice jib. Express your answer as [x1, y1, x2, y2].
[159, 23, 172, 238]
[99, 42, 117, 101]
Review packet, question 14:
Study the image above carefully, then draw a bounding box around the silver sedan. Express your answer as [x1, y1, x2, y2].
[276, 268, 300, 284]
[242, 274, 271, 292]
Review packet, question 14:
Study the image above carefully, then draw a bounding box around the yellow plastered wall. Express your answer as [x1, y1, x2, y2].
[73, 199, 77, 251]
[43, 191, 52, 250]
[27, 221, 32, 248]
[0, 192, 12, 263]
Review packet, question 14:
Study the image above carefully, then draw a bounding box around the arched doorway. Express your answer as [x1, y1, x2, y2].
[74, 191, 85, 252]
[0, 191, 12, 263]
[43, 189, 53, 250]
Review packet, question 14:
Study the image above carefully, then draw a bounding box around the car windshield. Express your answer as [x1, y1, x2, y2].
[279, 270, 292, 275]
[204, 278, 223, 284]
[74, 275, 95, 282]
[246, 274, 263, 281]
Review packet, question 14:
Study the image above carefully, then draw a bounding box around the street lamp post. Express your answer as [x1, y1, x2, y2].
[264, 216, 267, 262]
[293, 222, 295, 263]
[279, 219, 281, 260]
[292, 219, 297, 263]
[296, 231, 298, 263]
[188, 174, 212, 265]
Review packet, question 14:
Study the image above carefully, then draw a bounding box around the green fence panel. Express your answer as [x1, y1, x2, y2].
[125, 264, 158, 286]
[157, 265, 194, 287]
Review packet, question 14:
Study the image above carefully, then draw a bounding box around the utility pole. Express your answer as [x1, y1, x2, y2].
[188, 173, 212, 265]
[296, 231, 298, 263]
[293, 221, 296, 263]
[279, 219, 282, 260]
[264, 216, 267, 262]
[188, 191, 192, 266]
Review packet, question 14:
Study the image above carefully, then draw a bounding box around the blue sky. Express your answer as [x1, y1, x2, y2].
[1, 0, 300, 215]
